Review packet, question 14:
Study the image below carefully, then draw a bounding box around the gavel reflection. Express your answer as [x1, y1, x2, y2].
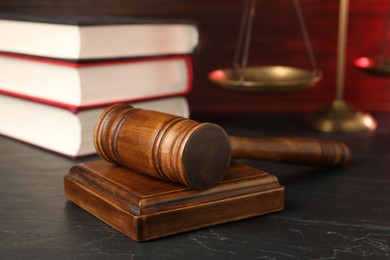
[94, 104, 350, 190]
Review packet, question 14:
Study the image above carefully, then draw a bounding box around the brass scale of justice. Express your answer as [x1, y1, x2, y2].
[209, 0, 382, 132]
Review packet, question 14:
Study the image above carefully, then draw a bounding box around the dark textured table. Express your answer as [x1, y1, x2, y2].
[1, 113, 389, 259]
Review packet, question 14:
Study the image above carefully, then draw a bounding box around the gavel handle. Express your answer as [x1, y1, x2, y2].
[229, 136, 350, 167]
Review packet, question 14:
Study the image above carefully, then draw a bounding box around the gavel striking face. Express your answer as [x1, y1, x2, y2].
[94, 104, 350, 190]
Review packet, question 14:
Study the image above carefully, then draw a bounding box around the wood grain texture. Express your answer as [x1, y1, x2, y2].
[94, 104, 350, 189]
[93, 103, 232, 190]
[64, 159, 285, 242]
[230, 136, 350, 167]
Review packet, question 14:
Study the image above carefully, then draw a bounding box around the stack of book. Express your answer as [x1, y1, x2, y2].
[0, 14, 199, 158]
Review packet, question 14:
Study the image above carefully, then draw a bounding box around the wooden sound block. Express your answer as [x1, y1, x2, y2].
[64, 159, 284, 242]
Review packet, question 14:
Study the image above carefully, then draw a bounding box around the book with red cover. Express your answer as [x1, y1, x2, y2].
[0, 52, 193, 112]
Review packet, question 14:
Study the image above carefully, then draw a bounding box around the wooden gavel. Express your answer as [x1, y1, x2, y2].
[94, 104, 350, 190]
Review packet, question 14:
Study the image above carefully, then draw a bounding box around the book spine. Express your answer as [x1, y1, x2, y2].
[183, 55, 193, 95]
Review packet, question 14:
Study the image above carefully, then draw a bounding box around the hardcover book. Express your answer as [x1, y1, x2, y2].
[0, 52, 192, 112]
[0, 14, 199, 60]
[0, 95, 189, 158]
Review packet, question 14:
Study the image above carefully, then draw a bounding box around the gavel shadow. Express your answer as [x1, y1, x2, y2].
[233, 158, 352, 215]
[234, 158, 349, 185]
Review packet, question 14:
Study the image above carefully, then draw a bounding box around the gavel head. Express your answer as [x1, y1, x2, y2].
[94, 104, 231, 190]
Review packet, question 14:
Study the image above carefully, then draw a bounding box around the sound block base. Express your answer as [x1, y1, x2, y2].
[64, 160, 284, 242]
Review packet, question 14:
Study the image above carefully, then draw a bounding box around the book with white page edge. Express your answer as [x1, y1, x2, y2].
[0, 95, 190, 158]
[0, 52, 193, 112]
[0, 14, 199, 60]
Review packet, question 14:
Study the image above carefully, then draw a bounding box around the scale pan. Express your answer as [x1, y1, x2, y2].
[209, 66, 322, 93]
[354, 57, 390, 76]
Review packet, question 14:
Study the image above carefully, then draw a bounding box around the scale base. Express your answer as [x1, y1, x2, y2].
[304, 99, 377, 132]
[64, 160, 284, 242]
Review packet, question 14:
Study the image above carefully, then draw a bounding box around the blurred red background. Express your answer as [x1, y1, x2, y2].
[1, 0, 389, 116]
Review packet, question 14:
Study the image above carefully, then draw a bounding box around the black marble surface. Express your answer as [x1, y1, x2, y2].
[1, 114, 389, 259]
